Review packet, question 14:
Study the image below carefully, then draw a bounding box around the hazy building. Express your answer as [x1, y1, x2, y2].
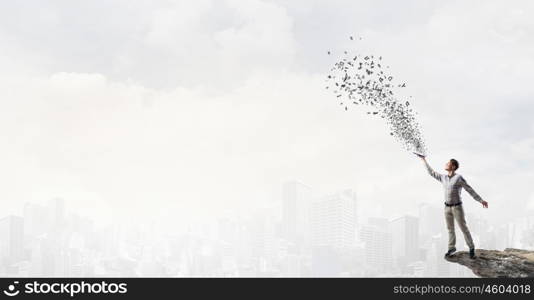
[282, 180, 313, 253]
[309, 189, 357, 276]
[23, 198, 66, 239]
[310, 189, 358, 250]
[494, 223, 510, 250]
[0, 215, 24, 264]
[425, 233, 450, 277]
[390, 215, 419, 268]
[368, 217, 389, 231]
[245, 212, 277, 275]
[23, 202, 47, 238]
[359, 218, 393, 274]
[311, 245, 341, 276]
[418, 203, 442, 242]
[48, 197, 66, 230]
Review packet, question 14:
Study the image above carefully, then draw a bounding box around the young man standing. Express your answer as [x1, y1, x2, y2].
[416, 154, 489, 259]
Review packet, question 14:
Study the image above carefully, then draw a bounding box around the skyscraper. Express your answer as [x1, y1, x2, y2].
[425, 233, 451, 277]
[48, 197, 66, 229]
[23, 202, 47, 238]
[390, 215, 419, 268]
[310, 189, 358, 276]
[418, 203, 442, 242]
[282, 180, 313, 252]
[0, 215, 24, 263]
[310, 189, 358, 250]
[359, 220, 393, 274]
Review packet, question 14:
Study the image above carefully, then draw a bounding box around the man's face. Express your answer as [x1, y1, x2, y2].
[445, 161, 454, 171]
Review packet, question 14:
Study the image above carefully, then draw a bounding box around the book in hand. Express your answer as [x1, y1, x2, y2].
[413, 152, 425, 158]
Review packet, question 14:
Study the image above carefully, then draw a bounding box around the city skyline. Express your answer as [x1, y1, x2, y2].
[2, 179, 533, 277]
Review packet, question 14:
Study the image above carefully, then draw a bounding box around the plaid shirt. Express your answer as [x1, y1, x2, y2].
[424, 160, 483, 204]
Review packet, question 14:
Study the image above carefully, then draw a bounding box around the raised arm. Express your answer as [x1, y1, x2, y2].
[419, 156, 442, 182]
[459, 176, 483, 203]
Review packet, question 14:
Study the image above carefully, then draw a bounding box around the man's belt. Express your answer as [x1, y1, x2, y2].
[444, 202, 462, 207]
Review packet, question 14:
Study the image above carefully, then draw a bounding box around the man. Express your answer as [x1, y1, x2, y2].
[416, 154, 489, 259]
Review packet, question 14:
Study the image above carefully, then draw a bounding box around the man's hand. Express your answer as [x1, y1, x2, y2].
[481, 200, 489, 208]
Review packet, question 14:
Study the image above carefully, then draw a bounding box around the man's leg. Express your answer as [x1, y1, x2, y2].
[452, 205, 475, 249]
[444, 206, 455, 250]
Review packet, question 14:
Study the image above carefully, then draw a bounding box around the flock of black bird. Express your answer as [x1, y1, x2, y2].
[325, 36, 427, 155]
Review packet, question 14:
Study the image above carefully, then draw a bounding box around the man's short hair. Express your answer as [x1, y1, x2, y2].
[450, 159, 459, 170]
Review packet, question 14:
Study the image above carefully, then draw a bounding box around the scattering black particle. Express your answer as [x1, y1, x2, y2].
[325, 43, 427, 155]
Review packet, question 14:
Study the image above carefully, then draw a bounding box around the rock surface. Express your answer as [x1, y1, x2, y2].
[445, 248, 534, 278]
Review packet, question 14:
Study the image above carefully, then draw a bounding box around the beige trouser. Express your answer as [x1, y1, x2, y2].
[444, 204, 475, 250]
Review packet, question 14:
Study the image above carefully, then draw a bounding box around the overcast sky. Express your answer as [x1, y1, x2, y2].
[1, 0, 533, 228]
